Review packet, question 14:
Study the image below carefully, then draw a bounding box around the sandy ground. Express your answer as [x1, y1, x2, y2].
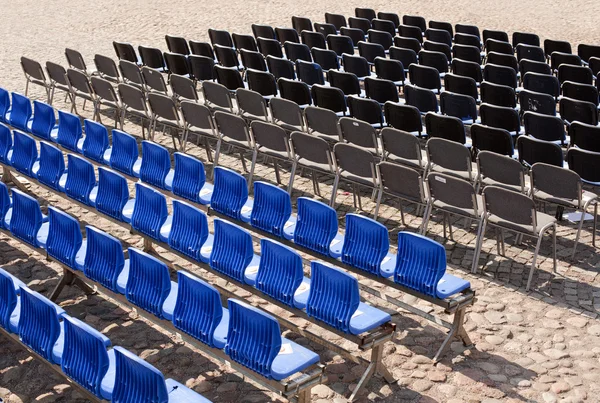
[1, 1, 600, 403]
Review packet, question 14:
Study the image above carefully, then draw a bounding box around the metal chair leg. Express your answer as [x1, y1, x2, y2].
[24, 80, 29, 97]
[552, 225, 557, 273]
[287, 161, 297, 194]
[527, 233, 544, 291]
[420, 203, 433, 235]
[239, 151, 248, 173]
[594, 203, 598, 247]
[273, 159, 281, 185]
[471, 218, 486, 274]
[374, 188, 383, 219]
[330, 174, 340, 207]
[572, 208, 586, 258]
[248, 150, 258, 193]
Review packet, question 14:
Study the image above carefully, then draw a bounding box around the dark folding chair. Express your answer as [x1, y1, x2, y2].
[440, 91, 478, 123]
[341, 27, 367, 47]
[213, 110, 253, 171]
[257, 38, 284, 58]
[389, 47, 418, 72]
[246, 69, 278, 98]
[403, 15, 426, 32]
[339, 116, 380, 154]
[270, 97, 305, 131]
[480, 81, 517, 108]
[314, 22, 337, 38]
[311, 47, 340, 71]
[296, 60, 325, 85]
[404, 84, 439, 113]
[325, 12, 347, 31]
[236, 88, 269, 121]
[289, 130, 336, 194]
[470, 124, 514, 156]
[327, 35, 354, 56]
[451, 59, 483, 83]
[310, 84, 347, 115]
[562, 81, 599, 106]
[240, 49, 267, 71]
[569, 121, 600, 152]
[380, 126, 427, 169]
[418, 50, 449, 74]
[179, 99, 218, 155]
[399, 25, 423, 44]
[355, 7, 376, 21]
[519, 59, 552, 77]
[425, 113, 467, 144]
[214, 65, 245, 91]
[364, 77, 399, 104]
[517, 136, 564, 167]
[189, 40, 216, 59]
[455, 24, 481, 38]
[578, 44, 600, 64]
[188, 55, 215, 82]
[164, 52, 190, 77]
[252, 24, 276, 40]
[512, 32, 540, 48]
[277, 77, 311, 106]
[557, 64, 594, 85]
[275, 27, 300, 44]
[292, 16, 313, 33]
[550, 52, 582, 72]
[147, 92, 184, 148]
[214, 44, 242, 69]
[266, 56, 295, 80]
[20, 57, 50, 100]
[118, 83, 151, 137]
[368, 29, 394, 50]
[377, 11, 400, 28]
[567, 147, 600, 184]
[347, 95, 385, 128]
[483, 63, 518, 88]
[523, 72, 560, 99]
[523, 111, 566, 144]
[559, 97, 599, 126]
[304, 105, 341, 142]
[479, 103, 522, 135]
[202, 81, 235, 113]
[90, 76, 123, 127]
[423, 40, 452, 62]
[425, 28, 452, 47]
[141, 66, 169, 94]
[284, 42, 312, 62]
[328, 70, 362, 96]
[138, 45, 166, 71]
[409, 64, 442, 93]
[358, 41, 386, 64]
[444, 73, 478, 100]
[330, 142, 379, 209]
[94, 54, 120, 83]
[301, 31, 326, 50]
[65, 48, 93, 76]
[233, 33, 258, 52]
[342, 54, 373, 80]
[516, 44, 545, 63]
[454, 33, 482, 49]
[348, 17, 371, 35]
[113, 41, 139, 64]
[485, 39, 513, 55]
[208, 28, 234, 47]
[544, 39, 572, 58]
[384, 102, 424, 135]
[589, 57, 600, 76]
[371, 19, 396, 37]
[165, 35, 190, 55]
[248, 120, 294, 189]
[393, 36, 422, 54]
[170, 74, 199, 101]
[487, 52, 519, 73]
[518, 89, 557, 116]
[374, 57, 406, 88]
[483, 29, 509, 44]
[65, 68, 96, 116]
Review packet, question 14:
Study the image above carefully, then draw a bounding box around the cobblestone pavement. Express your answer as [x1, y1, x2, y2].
[1, 1, 600, 402]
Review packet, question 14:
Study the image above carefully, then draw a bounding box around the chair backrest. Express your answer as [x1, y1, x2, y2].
[559, 97, 599, 125]
[310, 84, 346, 113]
[302, 31, 326, 50]
[334, 142, 377, 182]
[240, 49, 267, 71]
[173, 271, 223, 347]
[378, 161, 426, 202]
[236, 88, 268, 120]
[214, 110, 251, 145]
[377, 11, 400, 27]
[483, 63, 518, 88]
[325, 12, 347, 30]
[82, 119, 109, 163]
[255, 238, 303, 306]
[483, 186, 538, 232]
[562, 81, 599, 106]
[118, 83, 148, 113]
[208, 28, 233, 47]
[95, 167, 129, 220]
[479, 103, 520, 133]
[270, 97, 304, 130]
[342, 214, 389, 274]
[189, 40, 216, 59]
[390, 43, 420, 64]
[480, 81, 516, 108]
[380, 127, 423, 167]
[470, 123, 514, 156]
[214, 65, 245, 90]
[141, 66, 168, 93]
[292, 15, 313, 33]
[172, 152, 206, 203]
[202, 81, 234, 112]
[125, 247, 171, 317]
[523, 111, 565, 143]
[355, 7, 376, 21]
[569, 121, 600, 152]
[485, 39, 513, 55]
[21, 57, 47, 82]
[131, 183, 168, 240]
[83, 226, 125, 291]
[170, 74, 198, 101]
[404, 85, 439, 113]
[188, 55, 215, 81]
[567, 148, 600, 183]
[251, 120, 291, 156]
[64, 154, 96, 204]
[90, 76, 118, 102]
[328, 70, 361, 96]
[452, 44, 481, 64]
[578, 43, 600, 64]
[409, 64, 441, 91]
[138, 45, 165, 69]
[66, 68, 94, 95]
[364, 76, 399, 104]
[0, 88, 10, 121]
[426, 172, 478, 215]
[311, 47, 339, 70]
[394, 232, 447, 298]
[0, 123, 11, 164]
[418, 50, 449, 73]
[277, 77, 311, 106]
[168, 200, 208, 261]
[210, 219, 253, 282]
[424, 113, 466, 144]
[211, 166, 249, 220]
[290, 131, 334, 167]
[9, 93, 32, 132]
[225, 299, 281, 378]
[315, 22, 337, 37]
[30, 100, 56, 140]
[513, 31, 540, 48]
[423, 40, 452, 62]
[113, 41, 138, 63]
[384, 102, 423, 134]
[427, 137, 472, 176]
[347, 95, 385, 125]
[0, 182, 11, 229]
[296, 60, 325, 86]
[532, 162, 581, 202]
[266, 56, 296, 80]
[454, 32, 481, 49]
[10, 130, 38, 176]
[374, 57, 405, 83]
[517, 136, 564, 167]
[519, 89, 557, 116]
[368, 30, 393, 50]
[55, 110, 83, 151]
[257, 37, 284, 59]
[550, 51, 581, 71]
[399, 24, 423, 43]
[450, 58, 482, 83]
[147, 91, 179, 122]
[165, 34, 190, 55]
[61, 315, 111, 397]
[18, 287, 64, 361]
[111, 347, 169, 403]
[276, 27, 300, 44]
[9, 189, 44, 246]
[523, 72, 560, 98]
[306, 261, 360, 333]
[339, 116, 378, 150]
[46, 61, 69, 86]
[46, 206, 82, 267]
[0, 269, 19, 330]
[109, 129, 139, 176]
[252, 23, 276, 40]
[518, 43, 545, 62]
[439, 91, 477, 122]
[294, 197, 338, 254]
[284, 42, 312, 63]
[341, 26, 366, 47]
[557, 64, 594, 85]
[519, 59, 552, 77]
[214, 44, 240, 69]
[544, 39, 572, 57]
[477, 150, 525, 190]
[425, 27, 452, 46]
[139, 141, 171, 189]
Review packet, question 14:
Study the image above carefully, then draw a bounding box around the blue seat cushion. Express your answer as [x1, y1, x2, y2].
[100, 348, 116, 400]
[88, 186, 99, 207]
[436, 273, 470, 299]
[165, 378, 212, 403]
[198, 235, 214, 263]
[292, 278, 311, 310]
[58, 172, 68, 192]
[281, 215, 297, 240]
[198, 184, 214, 205]
[8, 297, 21, 334]
[51, 321, 66, 365]
[121, 199, 136, 223]
[349, 303, 391, 335]
[161, 281, 179, 321]
[116, 259, 131, 294]
[159, 215, 174, 243]
[239, 199, 254, 223]
[241, 254, 261, 285]
[270, 337, 320, 381]
[212, 308, 229, 349]
[36, 222, 50, 248]
[74, 239, 88, 271]
[327, 233, 345, 258]
[163, 170, 175, 191]
[132, 158, 142, 178]
[102, 148, 112, 165]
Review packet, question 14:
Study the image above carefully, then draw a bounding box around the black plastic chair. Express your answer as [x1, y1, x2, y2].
[202, 81, 235, 113]
[356, 7, 376, 21]
[479, 103, 522, 135]
[557, 64, 594, 85]
[485, 39, 513, 55]
[444, 74, 478, 100]
[374, 57, 406, 87]
[454, 33, 481, 49]
[138, 45, 166, 71]
[518, 89, 557, 116]
[367, 29, 393, 50]
[399, 25, 423, 44]
[403, 15, 426, 32]
[311, 48, 340, 71]
[371, 18, 397, 36]
[483, 29, 509, 44]
[364, 77, 399, 104]
[425, 113, 467, 144]
[232, 33, 258, 52]
[266, 56, 295, 80]
[578, 44, 600, 64]
[455, 24, 480, 39]
[483, 63, 518, 88]
[277, 78, 312, 106]
[589, 57, 600, 76]
[429, 20, 453, 36]
[311, 84, 347, 115]
[544, 39, 572, 58]
[480, 81, 516, 108]
[304, 106, 341, 142]
[214, 44, 242, 69]
[440, 91, 478, 123]
[339, 116, 380, 153]
[327, 35, 354, 56]
[257, 38, 284, 58]
[409, 64, 442, 93]
[404, 85, 439, 113]
[94, 54, 120, 83]
[252, 24, 276, 40]
[516, 44, 545, 63]
[451, 59, 483, 83]
[170, 74, 199, 101]
[470, 124, 514, 156]
[512, 32, 540, 48]
[342, 54, 373, 79]
[377, 11, 400, 28]
[562, 81, 599, 106]
[292, 16, 313, 33]
[275, 27, 300, 44]
[523, 72, 560, 99]
[523, 111, 566, 144]
[208, 28, 234, 47]
[487, 52, 519, 73]
[418, 50, 449, 74]
[393, 36, 422, 54]
[314, 22, 337, 38]
[189, 41, 216, 59]
[519, 59, 552, 77]
[569, 121, 600, 152]
[328, 70, 362, 96]
[141, 66, 168, 94]
[164, 52, 190, 77]
[559, 97, 599, 126]
[567, 147, 600, 184]
[517, 136, 564, 167]
[296, 60, 325, 85]
[325, 12, 347, 31]
[384, 102, 424, 135]
[117, 60, 144, 90]
[341, 27, 366, 48]
[423, 41, 452, 62]
[348, 17, 371, 35]
[113, 41, 139, 65]
[550, 52, 582, 72]
[425, 28, 452, 47]
[240, 49, 267, 71]
[284, 42, 312, 62]
[270, 97, 305, 131]
[188, 55, 215, 82]
[246, 69, 278, 97]
[165, 35, 190, 55]
[236, 88, 269, 121]
[214, 65, 245, 91]
[301, 31, 326, 50]
[389, 47, 418, 72]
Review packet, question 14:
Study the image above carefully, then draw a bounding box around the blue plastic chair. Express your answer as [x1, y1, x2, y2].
[46, 207, 83, 268]
[0, 268, 25, 333]
[63, 154, 97, 205]
[82, 119, 110, 163]
[226, 299, 320, 380]
[247, 182, 293, 237]
[55, 111, 83, 152]
[0, 182, 11, 229]
[10, 130, 38, 177]
[61, 315, 111, 398]
[394, 232, 470, 299]
[94, 167, 133, 221]
[8, 93, 32, 132]
[18, 286, 65, 363]
[210, 219, 259, 283]
[121, 248, 174, 318]
[78, 226, 126, 292]
[171, 271, 228, 348]
[335, 214, 392, 276]
[36, 142, 66, 190]
[139, 141, 173, 189]
[254, 239, 305, 307]
[102, 346, 211, 403]
[0, 88, 10, 123]
[168, 152, 213, 204]
[128, 183, 169, 240]
[7, 189, 49, 248]
[162, 200, 210, 262]
[210, 167, 251, 220]
[0, 123, 12, 163]
[290, 197, 340, 255]
[108, 129, 141, 177]
[29, 100, 56, 141]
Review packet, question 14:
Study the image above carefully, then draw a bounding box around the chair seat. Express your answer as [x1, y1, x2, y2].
[269, 337, 320, 380]
[199, 234, 215, 263]
[88, 186, 99, 206]
[51, 321, 66, 364]
[73, 239, 88, 271]
[132, 158, 142, 178]
[240, 254, 262, 285]
[121, 198, 137, 223]
[159, 169, 177, 190]
[8, 297, 21, 334]
[239, 198, 255, 222]
[198, 184, 214, 205]
[349, 302, 392, 335]
[159, 215, 174, 243]
[487, 210, 556, 235]
[436, 273, 470, 299]
[280, 216, 297, 240]
[161, 281, 179, 319]
[102, 147, 112, 165]
[165, 378, 213, 403]
[76, 137, 84, 154]
[533, 189, 597, 209]
[36, 222, 51, 248]
[433, 194, 483, 219]
[327, 233, 347, 258]
[291, 277, 312, 309]
[57, 172, 68, 192]
[100, 349, 117, 400]
[116, 259, 132, 294]
[430, 165, 475, 182]
[339, 170, 379, 188]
